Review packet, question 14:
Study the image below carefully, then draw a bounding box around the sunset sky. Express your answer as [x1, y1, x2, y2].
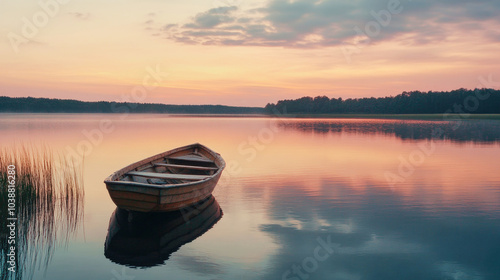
[1, 0, 499, 106]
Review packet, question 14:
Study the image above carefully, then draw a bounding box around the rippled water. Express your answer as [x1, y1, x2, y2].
[1, 114, 500, 280]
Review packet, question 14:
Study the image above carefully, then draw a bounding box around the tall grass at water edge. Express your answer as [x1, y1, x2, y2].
[0, 145, 84, 280]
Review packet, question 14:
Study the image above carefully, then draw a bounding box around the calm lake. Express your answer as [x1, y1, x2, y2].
[1, 114, 500, 280]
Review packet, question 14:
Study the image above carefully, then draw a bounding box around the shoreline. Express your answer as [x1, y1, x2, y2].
[276, 113, 500, 120]
[1, 112, 500, 120]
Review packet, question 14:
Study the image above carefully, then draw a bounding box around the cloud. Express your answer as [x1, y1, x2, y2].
[156, 0, 500, 48]
[187, 6, 238, 28]
[68, 12, 91, 20]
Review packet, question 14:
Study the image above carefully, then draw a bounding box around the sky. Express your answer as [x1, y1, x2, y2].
[0, 0, 499, 107]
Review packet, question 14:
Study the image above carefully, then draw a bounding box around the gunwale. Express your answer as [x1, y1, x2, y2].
[104, 143, 225, 190]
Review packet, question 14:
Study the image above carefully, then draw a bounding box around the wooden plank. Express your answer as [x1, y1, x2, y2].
[106, 183, 161, 195]
[110, 197, 157, 210]
[160, 186, 213, 204]
[168, 155, 214, 163]
[108, 189, 159, 203]
[127, 171, 209, 181]
[154, 163, 218, 171]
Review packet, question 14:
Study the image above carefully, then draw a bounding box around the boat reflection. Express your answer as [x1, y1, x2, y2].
[104, 195, 223, 268]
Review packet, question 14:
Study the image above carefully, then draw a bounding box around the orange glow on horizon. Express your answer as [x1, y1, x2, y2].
[1, 1, 499, 106]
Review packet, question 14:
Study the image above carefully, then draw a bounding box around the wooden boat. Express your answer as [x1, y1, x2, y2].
[104, 143, 225, 212]
[104, 195, 222, 267]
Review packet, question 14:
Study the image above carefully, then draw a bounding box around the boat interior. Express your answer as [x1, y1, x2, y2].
[120, 147, 219, 185]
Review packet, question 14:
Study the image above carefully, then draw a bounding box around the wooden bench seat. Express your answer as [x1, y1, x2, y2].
[127, 171, 209, 181]
[168, 155, 214, 163]
[154, 163, 218, 171]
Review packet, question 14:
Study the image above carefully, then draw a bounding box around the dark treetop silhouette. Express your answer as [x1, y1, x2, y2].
[265, 88, 500, 114]
[0, 96, 265, 114]
[2, 88, 499, 115]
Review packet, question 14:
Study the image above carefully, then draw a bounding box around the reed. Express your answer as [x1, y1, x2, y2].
[0, 144, 84, 280]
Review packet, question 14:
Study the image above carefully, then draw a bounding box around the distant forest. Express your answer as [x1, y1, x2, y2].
[0, 96, 265, 114]
[265, 88, 500, 114]
[2, 89, 500, 115]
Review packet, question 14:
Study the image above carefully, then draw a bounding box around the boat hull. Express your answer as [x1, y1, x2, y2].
[104, 143, 225, 212]
[105, 172, 221, 212]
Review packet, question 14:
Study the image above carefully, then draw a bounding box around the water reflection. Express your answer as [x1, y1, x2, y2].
[1, 115, 499, 280]
[255, 180, 500, 280]
[104, 195, 222, 268]
[280, 119, 500, 144]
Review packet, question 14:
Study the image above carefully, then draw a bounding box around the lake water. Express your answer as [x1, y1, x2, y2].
[1, 114, 500, 280]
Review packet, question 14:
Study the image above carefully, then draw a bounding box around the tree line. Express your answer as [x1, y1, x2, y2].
[2, 89, 500, 115]
[0, 97, 265, 114]
[265, 88, 500, 114]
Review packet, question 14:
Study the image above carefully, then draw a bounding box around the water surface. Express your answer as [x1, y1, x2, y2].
[1, 114, 500, 280]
